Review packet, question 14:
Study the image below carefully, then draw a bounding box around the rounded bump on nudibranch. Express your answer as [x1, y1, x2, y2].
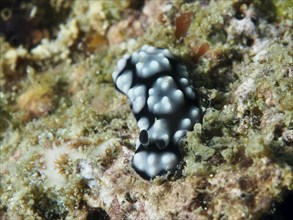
[179, 78, 189, 86]
[115, 70, 132, 94]
[138, 117, 150, 130]
[133, 151, 147, 171]
[141, 44, 149, 51]
[145, 45, 156, 53]
[149, 60, 160, 72]
[136, 62, 143, 72]
[181, 118, 192, 128]
[117, 58, 126, 70]
[131, 51, 139, 63]
[147, 153, 158, 166]
[173, 130, 186, 143]
[185, 87, 196, 99]
[174, 89, 184, 99]
[132, 96, 146, 113]
[112, 71, 119, 81]
[161, 153, 178, 170]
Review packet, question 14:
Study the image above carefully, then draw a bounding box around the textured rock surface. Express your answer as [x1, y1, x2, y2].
[0, 0, 292, 219]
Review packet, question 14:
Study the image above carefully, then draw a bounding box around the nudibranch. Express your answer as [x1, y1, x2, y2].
[113, 45, 200, 180]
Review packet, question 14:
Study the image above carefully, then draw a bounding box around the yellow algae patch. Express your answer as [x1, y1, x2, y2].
[17, 83, 55, 119]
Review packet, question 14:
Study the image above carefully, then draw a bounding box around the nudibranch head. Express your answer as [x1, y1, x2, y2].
[113, 45, 200, 180]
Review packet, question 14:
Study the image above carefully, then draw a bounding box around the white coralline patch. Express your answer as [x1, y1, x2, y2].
[42, 143, 86, 189]
[42, 139, 118, 188]
[113, 45, 200, 180]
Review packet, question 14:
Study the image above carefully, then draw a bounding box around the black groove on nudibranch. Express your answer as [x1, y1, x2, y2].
[113, 45, 200, 180]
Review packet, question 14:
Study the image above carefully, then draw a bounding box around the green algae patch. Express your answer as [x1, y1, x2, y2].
[187, 1, 233, 42]
[272, 0, 293, 20]
[184, 124, 216, 176]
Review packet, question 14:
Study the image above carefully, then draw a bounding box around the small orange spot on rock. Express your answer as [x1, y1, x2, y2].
[85, 32, 108, 53]
[175, 11, 193, 41]
[17, 84, 55, 119]
[190, 42, 210, 62]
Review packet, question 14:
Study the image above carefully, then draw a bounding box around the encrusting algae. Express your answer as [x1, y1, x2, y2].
[0, 0, 292, 219]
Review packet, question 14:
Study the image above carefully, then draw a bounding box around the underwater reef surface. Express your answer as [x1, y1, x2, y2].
[0, 0, 292, 219]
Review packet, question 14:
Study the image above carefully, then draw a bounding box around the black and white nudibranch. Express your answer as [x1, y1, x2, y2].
[113, 45, 200, 180]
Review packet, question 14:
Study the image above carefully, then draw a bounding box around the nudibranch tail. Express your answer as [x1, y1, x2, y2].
[113, 45, 200, 180]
